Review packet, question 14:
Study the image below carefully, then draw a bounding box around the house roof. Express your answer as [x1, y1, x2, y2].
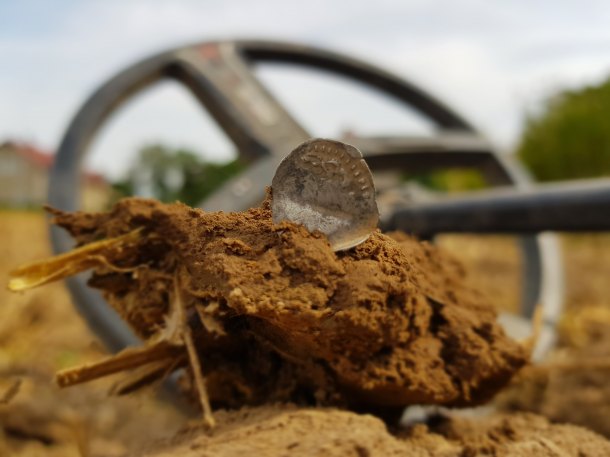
[1, 140, 107, 186]
[12, 142, 54, 168]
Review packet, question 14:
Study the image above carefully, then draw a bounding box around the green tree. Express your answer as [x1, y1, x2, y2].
[517, 77, 610, 181]
[407, 168, 487, 193]
[113, 144, 243, 206]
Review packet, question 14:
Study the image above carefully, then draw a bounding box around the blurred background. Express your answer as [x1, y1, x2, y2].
[2, 0, 610, 209]
[2, 1, 610, 456]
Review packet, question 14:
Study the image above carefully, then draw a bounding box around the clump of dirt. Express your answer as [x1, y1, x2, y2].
[7, 201, 610, 457]
[33, 194, 528, 415]
[138, 404, 610, 457]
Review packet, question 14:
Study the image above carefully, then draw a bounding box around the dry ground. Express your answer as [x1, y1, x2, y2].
[1, 210, 610, 455]
[0, 211, 185, 457]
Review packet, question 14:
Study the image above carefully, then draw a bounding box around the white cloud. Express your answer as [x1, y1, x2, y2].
[2, 0, 610, 177]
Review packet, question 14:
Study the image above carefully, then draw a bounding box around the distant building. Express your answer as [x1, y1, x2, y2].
[0, 141, 110, 211]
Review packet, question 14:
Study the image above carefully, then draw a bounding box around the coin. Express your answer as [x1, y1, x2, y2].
[271, 138, 379, 251]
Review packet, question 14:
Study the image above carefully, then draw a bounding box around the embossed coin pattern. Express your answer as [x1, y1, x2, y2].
[271, 138, 379, 251]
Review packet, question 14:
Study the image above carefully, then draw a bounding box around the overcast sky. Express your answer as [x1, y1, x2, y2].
[2, 0, 610, 178]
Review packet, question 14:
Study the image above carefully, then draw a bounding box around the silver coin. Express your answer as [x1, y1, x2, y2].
[271, 138, 379, 251]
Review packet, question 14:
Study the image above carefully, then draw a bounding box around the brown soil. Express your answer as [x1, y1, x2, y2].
[138, 405, 610, 457]
[496, 304, 610, 438]
[4, 206, 610, 457]
[46, 195, 527, 413]
[0, 211, 185, 457]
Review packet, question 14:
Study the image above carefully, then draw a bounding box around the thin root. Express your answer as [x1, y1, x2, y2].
[55, 342, 181, 388]
[8, 228, 142, 291]
[174, 272, 215, 428]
